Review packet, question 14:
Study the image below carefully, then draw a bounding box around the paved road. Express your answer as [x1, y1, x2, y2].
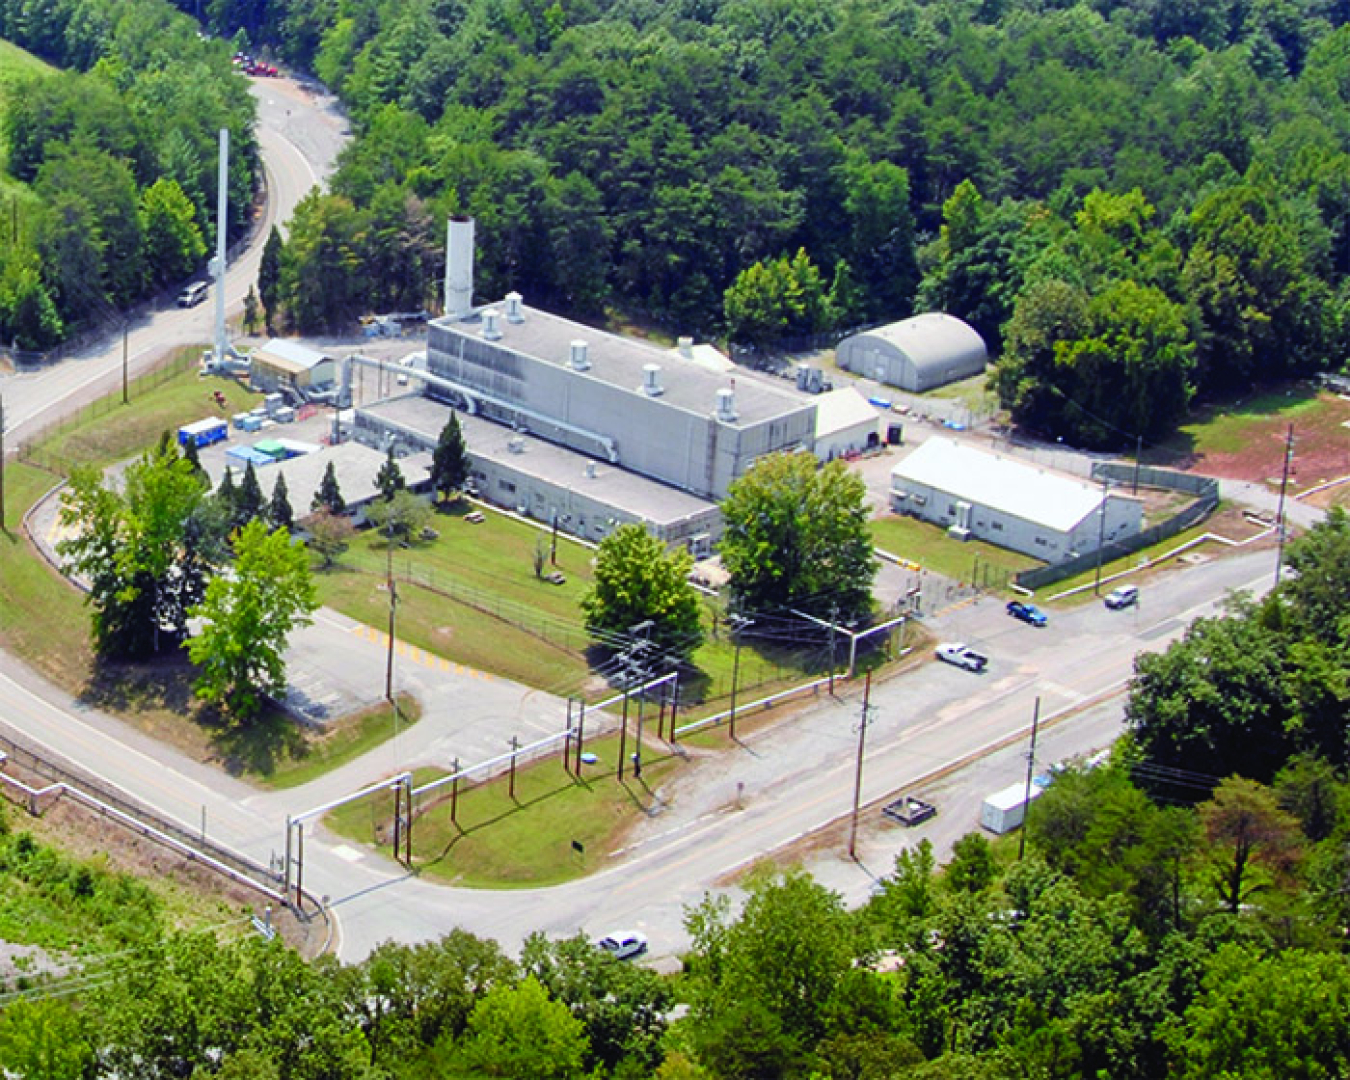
[0, 76, 347, 445]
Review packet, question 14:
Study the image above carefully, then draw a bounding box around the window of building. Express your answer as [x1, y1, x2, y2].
[991, 521, 1003, 531]
[1034, 536, 1047, 547]
[499, 479, 516, 494]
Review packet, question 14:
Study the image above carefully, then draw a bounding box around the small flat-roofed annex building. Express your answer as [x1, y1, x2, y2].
[889, 437, 1142, 561]
[837, 313, 987, 392]
[423, 295, 816, 501]
[250, 339, 337, 395]
[813, 386, 881, 461]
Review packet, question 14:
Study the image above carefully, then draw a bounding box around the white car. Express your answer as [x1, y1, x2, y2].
[1104, 584, 1139, 610]
[935, 642, 989, 672]
[595, 930, 648, 960]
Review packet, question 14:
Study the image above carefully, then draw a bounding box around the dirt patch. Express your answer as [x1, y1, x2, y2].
[1165, 390, 1350, 489]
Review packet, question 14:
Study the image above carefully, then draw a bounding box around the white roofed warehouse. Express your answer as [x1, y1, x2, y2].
[837, 313, 987, 392]
[889, 437, 1142, 561]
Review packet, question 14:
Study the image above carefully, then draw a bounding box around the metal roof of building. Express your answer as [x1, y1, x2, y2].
[852, 313, 987, 373]
[361, 395, 718, 527]
[430, 303, 808, 427]
[814, 387, 881, 439]
[891, 437, 1105, 533]
[253, 338, 333, 373]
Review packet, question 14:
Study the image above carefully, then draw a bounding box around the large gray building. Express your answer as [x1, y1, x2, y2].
[837, 313, 987, 392]
[350, 217, 814, 547]
[423, 294, 815, 501]
[889, 437, 1142, 561]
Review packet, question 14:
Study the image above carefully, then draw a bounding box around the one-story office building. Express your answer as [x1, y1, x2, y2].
[889, 437, 1142, 561]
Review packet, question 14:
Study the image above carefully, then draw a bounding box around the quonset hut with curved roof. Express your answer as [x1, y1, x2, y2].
[836, 313, 987, 392]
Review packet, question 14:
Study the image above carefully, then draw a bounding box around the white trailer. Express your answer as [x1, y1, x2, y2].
[980, 781, 1043, 834]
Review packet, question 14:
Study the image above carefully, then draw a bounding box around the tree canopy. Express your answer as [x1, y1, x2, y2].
[719, 452, 876, 625]
[581, 523, 704, 662]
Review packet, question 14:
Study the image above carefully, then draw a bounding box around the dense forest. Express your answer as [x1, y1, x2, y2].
[0, 0, 256, 353]
[181, 0, 1350, 446]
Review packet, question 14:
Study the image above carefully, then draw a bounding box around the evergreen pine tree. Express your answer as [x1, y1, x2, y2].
[375, 448, 405, 502]
[259, 226, 283, 331]
[216, 466, 238, 524]
[312, 461, 346, 514]
[268, 472, 294, 532]
[237, 461, 264, 527]
[181, 436, 208, 487]
[431, 412, 470, 504]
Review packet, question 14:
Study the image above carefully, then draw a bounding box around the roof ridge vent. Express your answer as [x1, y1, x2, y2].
[481, 308, 502, 340]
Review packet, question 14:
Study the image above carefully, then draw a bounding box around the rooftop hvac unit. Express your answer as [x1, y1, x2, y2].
[642, 364, 664, 396]
[716, 386, 739, 421]
[504, 291, 524, 323]
[569, 340, 590, 371]
[481, 309, 502, 340]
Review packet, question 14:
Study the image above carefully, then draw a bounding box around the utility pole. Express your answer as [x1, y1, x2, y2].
[1018, 697, 1041, 862]
[1132, 433, 1143, 495]
[1274, 424, 1295, 589]
[1093, 475, 1112, 595]
[121, 322, 129, 405]
[384, 516, 397, 703]
[726, 614, 753, 740]
[848, 672, 874, 859]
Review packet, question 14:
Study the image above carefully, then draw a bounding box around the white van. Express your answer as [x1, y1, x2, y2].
[177, 281, 209, 307]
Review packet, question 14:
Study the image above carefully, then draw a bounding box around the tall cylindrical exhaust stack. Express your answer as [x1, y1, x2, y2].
[214, 127, 228, 366]
[445, 216, 475, 317]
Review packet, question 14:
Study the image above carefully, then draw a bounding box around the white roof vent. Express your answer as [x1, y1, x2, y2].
[481, 309, 503, 340]
[585, 461, 597, 479]
[508, 436, 526, 454]
[504, 291, 524, 322]
[678, 336, 694, 357]
[642, 363, 664, 396]
[569, 339, 590, 371]
[716, 386, 739, 421]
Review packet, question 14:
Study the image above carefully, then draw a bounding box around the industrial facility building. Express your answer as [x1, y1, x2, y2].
[250, 339, 337, 396]
[357, 395, 721, 551]
[836, 313, 987, 392]
[349, 216, 814, 547]
[889, 437, 1142, 561]
[422, 296, 815, 502]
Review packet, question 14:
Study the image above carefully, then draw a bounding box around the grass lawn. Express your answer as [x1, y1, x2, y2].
[27, 351, 259, 474]
[870, 512, 1042, 587]
[326, 731, 683, 888]
[1173, 385, 1326, 456]
[315, 563, 591, 697]
[0, 462, 96, 687]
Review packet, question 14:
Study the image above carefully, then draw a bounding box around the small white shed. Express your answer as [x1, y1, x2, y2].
[813, 387, 880, 461]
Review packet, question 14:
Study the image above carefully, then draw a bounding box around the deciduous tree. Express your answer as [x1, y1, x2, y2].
[581, 524, 704, 661]
[719, 452, 875, 624]
[188, 520, 317, 722]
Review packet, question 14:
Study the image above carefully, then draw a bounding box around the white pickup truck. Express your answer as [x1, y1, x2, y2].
[936, 642, 989, 672]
